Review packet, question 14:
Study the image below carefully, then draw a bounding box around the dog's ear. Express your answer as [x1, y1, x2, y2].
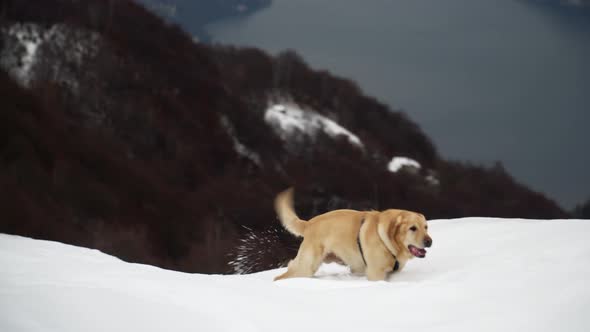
[389, 214, 405, 239]
[385, 213, 406, 253]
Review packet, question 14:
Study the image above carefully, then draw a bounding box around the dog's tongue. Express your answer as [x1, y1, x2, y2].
[409, 245, 427, 258]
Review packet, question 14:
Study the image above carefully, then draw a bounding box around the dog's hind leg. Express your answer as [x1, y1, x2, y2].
[274, 259, 298, 281]
[274, 240, 324, 281]
[331, 247, 365, 275]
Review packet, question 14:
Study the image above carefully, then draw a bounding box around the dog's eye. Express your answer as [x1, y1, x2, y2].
[410, 226, 417, 231]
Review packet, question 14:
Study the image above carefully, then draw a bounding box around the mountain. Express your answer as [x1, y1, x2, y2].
[2, 218, 590, 331]
[135, 0, 272, 42]
[530, 0, 590, 9]
[567, 0, 590, 5]
[0, 0, 568, 274]
[549, 0, 590, 7]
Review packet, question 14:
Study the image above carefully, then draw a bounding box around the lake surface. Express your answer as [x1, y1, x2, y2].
[206, 0, 590, 209]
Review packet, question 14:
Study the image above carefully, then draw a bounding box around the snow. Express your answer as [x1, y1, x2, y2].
[2, 218, 590, 332]
[425, 173, 440, 186]
[1, 23, 100, 89]
[388, 156, 421, 172]
[264, 103, 363, 148]
[220, 116, 262, 165]
[1, 24, 43, 86]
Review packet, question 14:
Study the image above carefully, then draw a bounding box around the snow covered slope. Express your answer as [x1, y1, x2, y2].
[264, 103, 363, 148]
[1, 218, 589, 332]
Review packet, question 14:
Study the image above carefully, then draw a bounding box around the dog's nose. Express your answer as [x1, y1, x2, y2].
[424, 237, 432, 248]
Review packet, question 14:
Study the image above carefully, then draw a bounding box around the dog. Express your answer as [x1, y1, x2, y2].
[273, 188, 432, 281]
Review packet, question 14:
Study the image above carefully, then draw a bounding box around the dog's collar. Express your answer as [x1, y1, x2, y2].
[357, 217, 399, 271]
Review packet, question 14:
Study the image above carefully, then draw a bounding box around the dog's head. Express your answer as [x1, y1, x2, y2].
[382, 210, 432, 258]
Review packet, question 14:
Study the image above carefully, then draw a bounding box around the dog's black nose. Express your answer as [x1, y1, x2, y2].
[424, 237, 432, 248]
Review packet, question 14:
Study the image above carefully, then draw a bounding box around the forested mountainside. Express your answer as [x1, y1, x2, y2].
[0, 0, 567, 273]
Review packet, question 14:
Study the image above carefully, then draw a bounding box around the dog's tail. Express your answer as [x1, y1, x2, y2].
[274, 188, 306, 237]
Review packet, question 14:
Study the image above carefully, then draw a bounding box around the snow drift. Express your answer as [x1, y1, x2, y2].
[1, 218, 589, 332]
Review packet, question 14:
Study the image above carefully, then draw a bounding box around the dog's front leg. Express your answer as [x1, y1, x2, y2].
[366, 266, 388, 281]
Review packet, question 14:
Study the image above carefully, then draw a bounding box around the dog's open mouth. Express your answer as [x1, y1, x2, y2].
[408, 245, 427, 258]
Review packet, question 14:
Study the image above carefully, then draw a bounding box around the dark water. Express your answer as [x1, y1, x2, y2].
[206, 0, 590, 209]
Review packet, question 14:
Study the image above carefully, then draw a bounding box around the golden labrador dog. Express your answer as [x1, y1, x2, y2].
[274, 188, 432, 281]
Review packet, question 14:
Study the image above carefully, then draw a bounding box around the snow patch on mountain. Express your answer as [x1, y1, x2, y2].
[425, 173, 440, 186]
[264, 103, 363, 148]
[0, 23, 100, 89]
[388, 156, 421, 173]
[220, 116, 262, 165]
[1, 24, 43, 86]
